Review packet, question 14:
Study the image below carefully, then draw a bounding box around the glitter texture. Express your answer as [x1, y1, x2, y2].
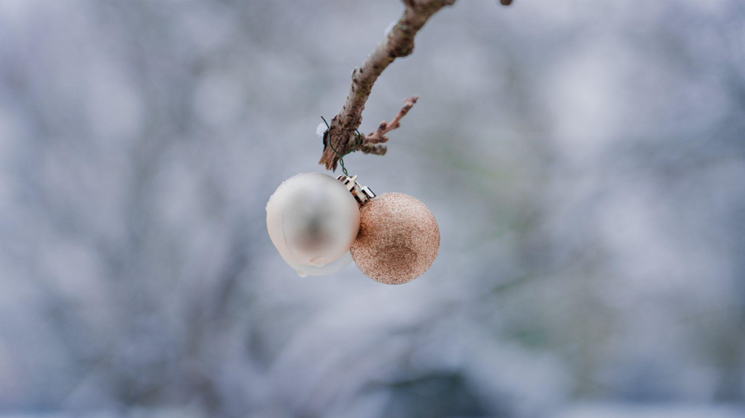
[351, 193, 440, 285]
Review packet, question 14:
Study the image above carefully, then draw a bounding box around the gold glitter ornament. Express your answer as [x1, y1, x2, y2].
[351, 193, 440, 285]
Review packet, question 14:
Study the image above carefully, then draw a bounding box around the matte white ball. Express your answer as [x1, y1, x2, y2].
[266, 173, 360, 276]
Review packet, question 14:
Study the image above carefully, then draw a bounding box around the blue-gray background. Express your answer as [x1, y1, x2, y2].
[1, 1, 744, 417]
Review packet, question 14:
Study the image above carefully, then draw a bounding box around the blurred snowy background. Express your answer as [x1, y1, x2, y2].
[1, 0, 744, 417]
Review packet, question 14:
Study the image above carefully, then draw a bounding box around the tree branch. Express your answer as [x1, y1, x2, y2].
[319, 0, 512, 170]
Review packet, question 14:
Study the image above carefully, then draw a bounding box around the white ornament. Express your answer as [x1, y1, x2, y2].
[266, 173, 360, 276]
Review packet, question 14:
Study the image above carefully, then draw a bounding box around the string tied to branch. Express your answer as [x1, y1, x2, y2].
[320, 116, 362, 177]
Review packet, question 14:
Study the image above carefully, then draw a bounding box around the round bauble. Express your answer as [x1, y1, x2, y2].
[351, 193, 439, 285]
[267, 173, 360, 276]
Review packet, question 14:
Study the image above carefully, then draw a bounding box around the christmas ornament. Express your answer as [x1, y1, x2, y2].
[350, 191, 440, 285]
[266, 117, 440, 284]
[266, 172, 360, 277]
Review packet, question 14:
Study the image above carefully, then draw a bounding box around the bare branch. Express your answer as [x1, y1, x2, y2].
[319, 0, 513, 170]
[319, 0, 455, 170]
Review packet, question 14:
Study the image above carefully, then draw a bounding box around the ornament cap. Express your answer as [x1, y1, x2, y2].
[337, 174, 376, 206]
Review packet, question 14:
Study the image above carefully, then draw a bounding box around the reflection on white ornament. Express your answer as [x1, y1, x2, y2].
[286, 250, 353, 277]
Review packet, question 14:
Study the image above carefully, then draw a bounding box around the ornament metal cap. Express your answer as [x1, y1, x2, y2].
[337, 174, 376, 206]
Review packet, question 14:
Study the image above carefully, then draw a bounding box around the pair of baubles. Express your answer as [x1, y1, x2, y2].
[266, 172, 439, 285]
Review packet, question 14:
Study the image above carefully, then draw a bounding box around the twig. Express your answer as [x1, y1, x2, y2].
[364, 95, 419, 146]
[319, 0, 513, 170]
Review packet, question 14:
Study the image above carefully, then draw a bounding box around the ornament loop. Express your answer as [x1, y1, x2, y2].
[320, 116, 362, 177]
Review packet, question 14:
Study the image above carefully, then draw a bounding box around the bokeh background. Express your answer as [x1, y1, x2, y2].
[1, 0, 744, 417]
